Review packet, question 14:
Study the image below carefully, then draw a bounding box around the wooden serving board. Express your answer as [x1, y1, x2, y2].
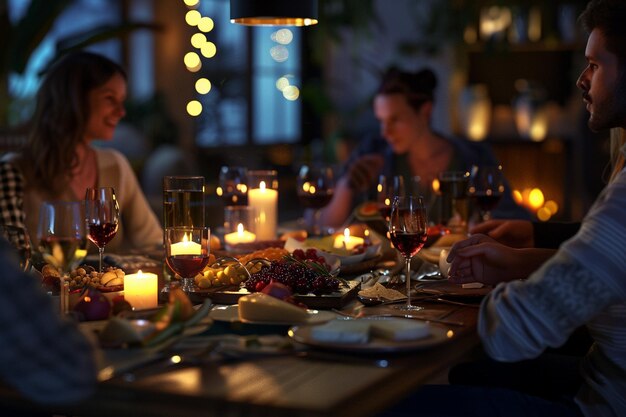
[189, 280, 360, 310]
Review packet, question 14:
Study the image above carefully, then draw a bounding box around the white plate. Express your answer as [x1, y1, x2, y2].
[284, 237, 382, 266]
[288, 318, 452, 353]
[209, 304, 335, 325]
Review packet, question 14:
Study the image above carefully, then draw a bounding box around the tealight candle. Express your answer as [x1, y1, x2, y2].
[333, 228, 365, 251]
[124, 270, 158, 310]
[224, 223, 257, 245]
[170, 232, 202, 256]
[248, 179, 278, 240]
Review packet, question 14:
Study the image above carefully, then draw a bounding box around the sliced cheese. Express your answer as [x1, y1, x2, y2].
[310, 320, 370, 344]
[461, 282, 484, 289]
[238, 293, 308, 322]
[369, 319, 430, 341]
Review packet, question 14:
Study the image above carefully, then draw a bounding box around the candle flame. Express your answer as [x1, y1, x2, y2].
[260, 181, 266, 191]
[237, 223, 244, 234]
[343, 228, 350, 240]
[182, 232, 190, 243]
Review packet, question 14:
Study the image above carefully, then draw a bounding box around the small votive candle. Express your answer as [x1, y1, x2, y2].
[224, 223, 257, 245]
[333, 228, 365, 251]
[170, 232, 202, 256]
[124, 270, 158, 310]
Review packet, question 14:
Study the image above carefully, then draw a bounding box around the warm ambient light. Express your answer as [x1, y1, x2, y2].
[230, 0, 318, 26]
[187, 100, 202, 116]
[195, 78, 212, 94]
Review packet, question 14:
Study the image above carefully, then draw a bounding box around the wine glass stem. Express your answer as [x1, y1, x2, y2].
[405, 256, 412, 308]
[313, 209, 321, 236]
[98, 247, 104, 273]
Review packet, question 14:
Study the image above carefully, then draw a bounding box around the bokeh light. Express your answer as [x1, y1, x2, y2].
[537, 207, 552, 221]
[528, 188, 545, 210]
[185, 10, 201, 26]
[200, 42, 217, 58]
[187, 100, 202, 116]
[270, 45, 289, 62]
[272, 29, 293, 44]
[184, 52, 200, 68]
[282, 85, 300, 101]
[275, 77, 290, 91]
[191, 33, 207, 48]
[198, 16, 214, 32]
[184, 0, 199, 6]
[195, 78, 212, 94]
[544, 200, 559, 215]
[512, 189, 523, 205]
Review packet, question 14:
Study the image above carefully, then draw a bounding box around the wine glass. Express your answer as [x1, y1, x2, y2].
[468, 165, 504, 222]
[85, 187, 120, 273]
[296, 165, 335, 236]
[376, 174, 405, 225]
[389, 196, 428, 311]
[37, 201, 87, 274]
[165, 227, 211, 293]
[218, 166, 248, 206]
[0, 224, 32, 271]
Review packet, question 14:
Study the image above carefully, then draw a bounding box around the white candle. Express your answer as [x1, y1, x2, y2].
[170, 233, 202, 256]
[333, 228, 365, 251]
[224, 223, 257, 245]
[248, 181, 278, 240]
[124, 270, 158, 310]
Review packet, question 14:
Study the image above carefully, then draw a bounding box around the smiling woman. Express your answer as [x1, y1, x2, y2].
[0, 51, 163, 253]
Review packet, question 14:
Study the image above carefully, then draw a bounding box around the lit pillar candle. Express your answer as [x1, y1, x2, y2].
[170, 232, 202, 256]
[333, 228, 365, 251]
[224, 223, 257, 246]
[248, 181, 278, 240]
[124, 270, 158, 310]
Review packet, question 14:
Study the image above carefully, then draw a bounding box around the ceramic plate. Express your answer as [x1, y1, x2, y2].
[209, 304, 335, 326]
[288, 318, 452, 353]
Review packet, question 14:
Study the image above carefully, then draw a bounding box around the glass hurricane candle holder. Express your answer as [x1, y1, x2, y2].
[165, 227, 211, 294]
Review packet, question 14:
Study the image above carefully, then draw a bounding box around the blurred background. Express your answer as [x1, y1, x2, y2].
[0, 0, 608, 229]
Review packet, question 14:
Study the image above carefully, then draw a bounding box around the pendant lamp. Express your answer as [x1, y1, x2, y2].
[230, 0, 318, 26]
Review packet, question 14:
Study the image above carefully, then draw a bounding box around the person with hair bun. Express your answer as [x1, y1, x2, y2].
[320, 66, 528, 229]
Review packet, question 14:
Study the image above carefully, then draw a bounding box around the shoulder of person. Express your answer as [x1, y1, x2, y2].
[94, 147, 133, 167]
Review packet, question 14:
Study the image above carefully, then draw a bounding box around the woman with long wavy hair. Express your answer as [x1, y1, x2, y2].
[0, 51, 162, 252]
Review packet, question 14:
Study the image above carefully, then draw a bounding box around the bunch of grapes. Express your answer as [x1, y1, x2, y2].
[291, 248, 331, 271]
[244, 260, 340, 294]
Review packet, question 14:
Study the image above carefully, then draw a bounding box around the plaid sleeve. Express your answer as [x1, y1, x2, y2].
[0, 240, 97, 403]
[0, 161, 28, 248]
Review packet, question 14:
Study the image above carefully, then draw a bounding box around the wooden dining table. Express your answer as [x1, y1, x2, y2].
[0, 292, 482, 417]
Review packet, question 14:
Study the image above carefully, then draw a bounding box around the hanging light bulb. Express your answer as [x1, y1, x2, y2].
[230, 0, 318, 26]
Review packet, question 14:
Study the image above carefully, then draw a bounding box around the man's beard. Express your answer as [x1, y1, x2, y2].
[588, 73, 626, 132]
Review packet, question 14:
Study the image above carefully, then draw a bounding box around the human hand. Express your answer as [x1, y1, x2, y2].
[447, 234, 522, 286]
[469, 219, 534, 248]
[345, 154, 385, 192]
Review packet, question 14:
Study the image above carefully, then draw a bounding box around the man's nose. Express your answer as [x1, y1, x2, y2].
[576, 69, 589, 91]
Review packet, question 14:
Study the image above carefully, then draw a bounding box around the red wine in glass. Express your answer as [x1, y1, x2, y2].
[166, 255, 209, 278]
[87, 222, 118, 248]
[85, 187, 120, 273]
[389, 196, 427, 311]
[389, 231, 427, 258]
[469, 165, 505, 222]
